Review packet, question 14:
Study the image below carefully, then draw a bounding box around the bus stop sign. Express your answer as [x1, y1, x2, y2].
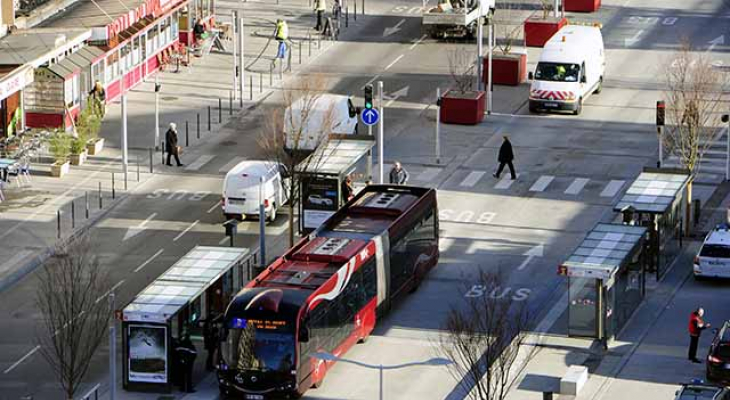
[361, 108, 379, 126]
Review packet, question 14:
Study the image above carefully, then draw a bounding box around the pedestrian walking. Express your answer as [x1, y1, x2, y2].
[176, 332, 198, 392]
[203, 318, 220, 371]
[493, 135, 517, 180]
[165, 123, 183, 167]
[314, 0, 326, 31]
[274, 19, 288, 60]
[341, 174, 354, 202]
[688, 307, 711, 363]
[389, 161, 409, 185]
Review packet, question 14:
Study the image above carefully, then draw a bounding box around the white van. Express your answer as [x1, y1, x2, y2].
[284, 94, 359, 152]
[528, 25, 605, 115]
[221, 161, 287, 222]
[694, 224, 730, 279]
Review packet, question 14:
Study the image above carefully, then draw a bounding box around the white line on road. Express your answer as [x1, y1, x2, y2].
[529, 175, 554, 192]
[219, 156, 247, 173]
[134, 249, 164, 273]
[0, 250, 33, 275]
[384, 54, 404, 71]
[219, 236, 230, 245]
[564, 178, 589, 195]
[416, 167, 442, 182]
[363, 75, 380, 89]
[185, 155, 215, 171]
[439, 238, 455, 252]
[600, 180, 625, 197]
[409, 34, 427, 50]
[207, 202, 220, 214]
[3, 345, 40, 374]
[494, 175, 518, 189]
[459, 171, 486, 187]
[111, 279, 125, 292]
[173, 220, 199, 241]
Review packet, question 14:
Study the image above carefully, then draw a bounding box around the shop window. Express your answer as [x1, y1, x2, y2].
[172, 11, 179, 38]
[120, 43, 131, 73]
[105, 52, 119, 82]
[132, 37, 140, 66]
[160, 17, 171, 47]
[72, 74, 80, 106]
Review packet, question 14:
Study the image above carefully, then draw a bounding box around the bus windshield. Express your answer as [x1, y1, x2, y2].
[223, 326, 295, 373]
[534, 62, 581, 82]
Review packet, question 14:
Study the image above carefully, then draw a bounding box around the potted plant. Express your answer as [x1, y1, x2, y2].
[564, 0, 600, 12]
[484, 3, 528, 86]
[49, 132, 72, 177]
[440, 49, 486, 125]
[69, 134, 88, 166]
[82, 97, 104, 155]
[524, 0, 567, 47]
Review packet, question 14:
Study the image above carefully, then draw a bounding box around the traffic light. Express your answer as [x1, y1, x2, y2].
[364, 85, 373, 109]
[656, 100, 665, 126]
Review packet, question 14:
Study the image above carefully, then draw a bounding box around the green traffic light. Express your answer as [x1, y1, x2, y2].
[365, 102, 373, 109]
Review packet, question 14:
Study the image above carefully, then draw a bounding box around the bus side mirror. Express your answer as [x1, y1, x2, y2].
[299, 326, 310, 343]
[528, 72, 534, 80]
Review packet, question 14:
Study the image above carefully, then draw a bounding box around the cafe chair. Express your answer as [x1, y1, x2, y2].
[18, 159, 31, 186]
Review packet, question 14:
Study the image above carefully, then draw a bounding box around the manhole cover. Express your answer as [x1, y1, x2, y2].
[220, 140, 237, 146]
[161, 96, 178, 101]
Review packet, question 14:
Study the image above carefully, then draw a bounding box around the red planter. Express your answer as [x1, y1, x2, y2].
[483, 52, 527, 86]
[524, 16, 568, 47]
[564, 0, 600, 12]
[440, 90, 485, 125]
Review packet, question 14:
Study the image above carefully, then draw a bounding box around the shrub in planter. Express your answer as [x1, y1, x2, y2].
[77, 98, 104, 155]
[69, 136, 88, 166]
[49, 132, 72, 178]
[564, 0, 600, 12]
[440, 49, 486, 125]
[524, 1, 567, 47]
[483, 15, 527, 86]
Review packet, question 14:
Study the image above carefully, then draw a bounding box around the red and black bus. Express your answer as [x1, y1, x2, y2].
[217, 184, 439, 399]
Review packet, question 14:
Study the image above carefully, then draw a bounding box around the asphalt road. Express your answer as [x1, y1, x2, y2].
[2, 0, 730, 398]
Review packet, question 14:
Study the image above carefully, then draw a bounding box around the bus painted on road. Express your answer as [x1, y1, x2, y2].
[216, 184, 439, 399]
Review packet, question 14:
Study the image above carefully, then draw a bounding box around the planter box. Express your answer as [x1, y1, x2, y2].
[564, 0, 600, 12]
[484, 52, 527, 86]
[70, 150, 88, 166]
[51, 161, 70, 178]
[87, 138, 105, 155]
[524, 16, 568, 47]
[440, 90, 486, 125]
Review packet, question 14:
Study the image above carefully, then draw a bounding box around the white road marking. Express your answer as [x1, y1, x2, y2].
[111, 280, 125, 292]
[173, 220, 199, 241]
[600, 180, 625, 197]
[363, 75, 380, 89]
[459, 171, 486, 187]
[219, 156, 247, 173]
[134, 249, 164, 273]
[494, 175, 518, 189]
[439, 237, 455, 252]
[3, 345, 40, 374]
[219, 236, 230, 245]
[384, 54, 404, 71]
[409, 34, 427, 50]
[0, 250, 33, 275]
[207, 202, 221, 214]
[529, 175, 554, 192]
[416, 167, 442, 182]
[564, 178, 589, 195]
[185, 155, 215, 171]
[123, 212, 157, 241]
[517, 245, 544, 271]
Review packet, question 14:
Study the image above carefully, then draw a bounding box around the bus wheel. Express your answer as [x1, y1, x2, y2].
[267, 204, 277, 223]
[312, 378, 323, 389]
[358, 335, 369, 344]
[573, 98, 583, 116]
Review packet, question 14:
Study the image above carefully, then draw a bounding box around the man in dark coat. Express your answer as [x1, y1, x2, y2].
[493, 135, 516, 180]
[176, 332, 198, 392]
[165, 123, 183, 167]
[389, 161, 409, 185]
[688, 307, 710, 363]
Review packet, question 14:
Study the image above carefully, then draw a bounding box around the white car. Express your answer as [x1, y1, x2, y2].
[694, 224, 730, 279]
[308, 194, 333, 207]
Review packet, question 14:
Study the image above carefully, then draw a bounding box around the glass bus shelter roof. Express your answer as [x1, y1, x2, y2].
[562, 223, 647, 280]
[302, 135, 376, 176]
[614, 170, 690, 214]
[123, 246, 250, 323]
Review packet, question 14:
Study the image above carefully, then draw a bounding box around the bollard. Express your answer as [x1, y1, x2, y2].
[317, 34, 321, 49]
[111, 173, 115, 199]
[161, 140, 165, 164]
[85, 191, 89, 219]
[346, 7, 349, 27]
[57, 210, 61, 239]
[250, 75, 253, 100]
[208, 105, 211, 131]
[229, 91, 233, 115]
[308, 33, 312, 56]
[259, 73, 263, 92]
[98, 182, 102, 209]
[298, 41, 302, 64]
[71, 200, 75, 229]
[361, 0, 364, 14]
[354, 0, 357, 20]
[149, 148, 154, 173]
[219, 98, 222, 123]
[197, 113, 200, 139]
[136, 156, 140, 182]
[186, 121, 189, 146]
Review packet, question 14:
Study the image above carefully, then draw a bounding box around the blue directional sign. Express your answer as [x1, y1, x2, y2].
[361, 108, 380, 126]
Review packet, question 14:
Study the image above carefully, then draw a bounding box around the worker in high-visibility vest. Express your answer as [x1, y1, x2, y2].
[275, 19, 288, 59]
[314, 0, 326, 31]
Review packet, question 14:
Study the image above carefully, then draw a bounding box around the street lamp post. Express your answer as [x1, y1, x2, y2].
[312, 352, 452, 400]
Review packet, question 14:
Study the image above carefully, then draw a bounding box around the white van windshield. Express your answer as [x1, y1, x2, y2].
[535, 62, 581, 82]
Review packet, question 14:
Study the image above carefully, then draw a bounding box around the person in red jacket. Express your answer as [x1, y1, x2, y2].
[688, 307, 710, 363]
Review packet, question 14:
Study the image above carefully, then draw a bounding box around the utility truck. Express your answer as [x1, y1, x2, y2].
[421, 0, 494, 39]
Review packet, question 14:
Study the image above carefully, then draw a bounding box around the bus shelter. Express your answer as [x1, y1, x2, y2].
[613, 168, 690, 280]
[122, 246, 258, 392]
[559, 223, 648, 342]
[298, 135, 375, 232]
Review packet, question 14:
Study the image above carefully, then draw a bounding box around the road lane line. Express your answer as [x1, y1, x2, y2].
[219, 236, 230, 245]
[185, 155, 215, 171]
[600, 180, 625, 197]
[384, 54, 404, 70]
[416, 167, 441, 182]
[173, 220, 199, 241]
[363, 75, 380, 89]
[219, 156, 247, 173]
[529, 175, 554, 192]
[3, 345, 40, 374]
[565, 178, 589, 195]
[207, 202, 220, 214]
[459, 171, 486, 187]
[409, 34, 427, 50]
[111, 279, 125, 292]
[134, 249, 164, 273]
[494, 175, 518, 189]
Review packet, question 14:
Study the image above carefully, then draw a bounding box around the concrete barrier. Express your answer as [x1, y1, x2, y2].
[560, 365, 588, 396]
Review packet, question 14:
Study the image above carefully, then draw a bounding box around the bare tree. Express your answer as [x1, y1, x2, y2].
[437, 271, 531, 400]
[663, 39, 729, 230]
[493, 1, 523, 54]
[36, 235, 111, 400]
[448, 48, 476, 93]
[257, 74, 336, 247]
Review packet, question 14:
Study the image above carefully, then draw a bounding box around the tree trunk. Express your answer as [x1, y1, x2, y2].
[685, 179, 693, 237]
